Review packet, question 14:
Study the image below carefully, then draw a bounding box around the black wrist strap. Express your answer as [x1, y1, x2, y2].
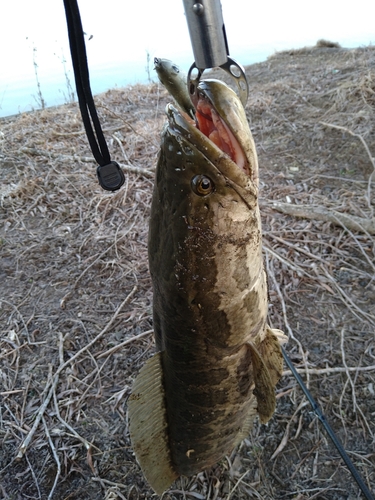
[63, 0, 125, 191]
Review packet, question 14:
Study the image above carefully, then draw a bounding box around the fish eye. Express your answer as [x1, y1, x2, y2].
[191, 175, 214, 196]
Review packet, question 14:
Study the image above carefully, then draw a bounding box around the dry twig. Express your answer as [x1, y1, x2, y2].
[269, 201, 375, 235]
[16, 286, 137, 459]
[42, 416, 61, 500]
[321, 121, 375, 217]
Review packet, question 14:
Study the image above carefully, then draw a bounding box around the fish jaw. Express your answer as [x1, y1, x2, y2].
[191, 79, 259, 184]
[164, 103, 258, 211]
[196, 101, 248, 173]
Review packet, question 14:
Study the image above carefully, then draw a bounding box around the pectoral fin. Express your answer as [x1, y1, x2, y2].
[259, 325, 287, 385]
[128, 352, 177, 494]
[248, 342, 276, 423]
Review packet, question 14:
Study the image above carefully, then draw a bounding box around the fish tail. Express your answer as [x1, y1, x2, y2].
[128, 353, 178, 494]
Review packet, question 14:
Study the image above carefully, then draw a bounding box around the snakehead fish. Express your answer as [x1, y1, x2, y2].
[128, 73, 286, 494]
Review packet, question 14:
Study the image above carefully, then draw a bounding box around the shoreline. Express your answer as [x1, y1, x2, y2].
[3, 41, 371, 121]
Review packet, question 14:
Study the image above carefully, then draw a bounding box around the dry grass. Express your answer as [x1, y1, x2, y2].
[1, 45, 375, 499]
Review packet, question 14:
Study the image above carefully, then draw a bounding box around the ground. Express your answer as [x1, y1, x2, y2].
[0, 43, 374, 500]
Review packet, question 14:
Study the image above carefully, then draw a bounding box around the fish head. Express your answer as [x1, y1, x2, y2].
[190, 79, 259, 183]
[159, 79, 259, 226]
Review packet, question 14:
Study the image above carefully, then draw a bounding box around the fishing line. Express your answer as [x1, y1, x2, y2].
[282, 347, 374, 500]
[63, 0, 124, 191]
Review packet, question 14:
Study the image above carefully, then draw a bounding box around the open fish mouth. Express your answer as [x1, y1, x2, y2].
[194, 85, 248, 173]
[165, 79, 258, 184]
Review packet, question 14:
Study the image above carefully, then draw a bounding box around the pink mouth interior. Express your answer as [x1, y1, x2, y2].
[195, 96, 247, 174]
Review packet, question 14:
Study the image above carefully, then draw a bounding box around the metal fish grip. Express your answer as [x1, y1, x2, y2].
[187, 57, 249, 107]
[183, 0, 249, 107]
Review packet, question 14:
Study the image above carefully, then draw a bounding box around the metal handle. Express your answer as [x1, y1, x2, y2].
[183, 0, 249, 106]
[182, 0, 229, 70]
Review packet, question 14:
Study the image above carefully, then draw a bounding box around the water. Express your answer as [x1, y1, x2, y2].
[0, 48, 274, 119]
[1, 0, 374, 119]
[0, 59, 156, 118]
[0, 40, 372, 119]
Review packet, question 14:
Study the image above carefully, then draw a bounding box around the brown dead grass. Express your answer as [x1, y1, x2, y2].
[1, 44, 374, 499]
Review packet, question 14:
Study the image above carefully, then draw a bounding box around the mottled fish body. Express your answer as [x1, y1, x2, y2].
[129, 71, 286, 494]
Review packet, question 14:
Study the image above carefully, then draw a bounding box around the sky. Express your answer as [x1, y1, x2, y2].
[0, 0, 374, 116]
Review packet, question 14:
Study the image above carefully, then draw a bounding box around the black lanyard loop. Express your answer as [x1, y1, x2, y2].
[63, 0, 125, 191]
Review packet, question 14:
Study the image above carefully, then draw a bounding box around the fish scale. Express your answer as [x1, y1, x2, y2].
[128, 76, 287, 495]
